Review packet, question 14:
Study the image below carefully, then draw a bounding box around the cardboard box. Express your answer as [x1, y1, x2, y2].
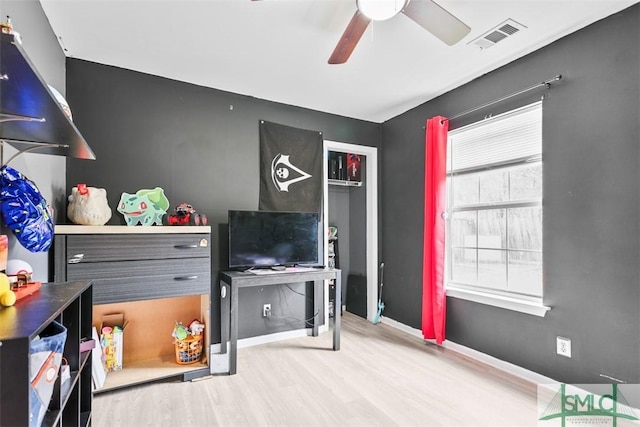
[100, 313, 128, 371]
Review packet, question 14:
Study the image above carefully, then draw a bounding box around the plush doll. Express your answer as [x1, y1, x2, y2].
[117, 187, 169, 226]
[67, 184, 112, 226]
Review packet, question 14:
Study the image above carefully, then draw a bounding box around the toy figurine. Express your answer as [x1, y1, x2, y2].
[67, 184, 112, 225]
[117, 187, 169, 226]
[162, 203, 208, 226]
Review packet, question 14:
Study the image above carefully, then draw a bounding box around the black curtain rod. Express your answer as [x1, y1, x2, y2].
[444, 74, 562, 123]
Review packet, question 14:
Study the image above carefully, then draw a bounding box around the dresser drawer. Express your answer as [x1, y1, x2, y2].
[66, 258, 210, 304]
[64, 234, 210, 263]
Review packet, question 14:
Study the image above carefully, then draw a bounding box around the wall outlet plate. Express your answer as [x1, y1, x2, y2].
[263, 303, 271, 318]
[556, 336, 572, 358]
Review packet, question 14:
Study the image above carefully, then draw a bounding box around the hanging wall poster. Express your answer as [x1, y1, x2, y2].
[258, 120, 323, 213]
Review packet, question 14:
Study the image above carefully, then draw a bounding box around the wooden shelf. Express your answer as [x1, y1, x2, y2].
[43, 350, 92, 425]
[0, 281, 93, 427]
[95, 356, 208, 393]
[55, 225, 211, 234]
[328, 179, 362, 187]
[0, 32, 95, 160]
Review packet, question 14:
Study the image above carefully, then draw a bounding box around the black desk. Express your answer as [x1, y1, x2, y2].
[219, 268, 341, 375]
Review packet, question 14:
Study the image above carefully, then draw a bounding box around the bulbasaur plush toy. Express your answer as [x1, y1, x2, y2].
[67, 184, 112, 226]
[117, 187, 170, 226]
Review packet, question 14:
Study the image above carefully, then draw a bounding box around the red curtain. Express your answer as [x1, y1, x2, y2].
[422, 116, 449, 344]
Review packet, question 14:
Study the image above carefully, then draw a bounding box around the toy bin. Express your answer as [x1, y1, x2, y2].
[29, 320, 67, 427]
[174, 334, 203, 365]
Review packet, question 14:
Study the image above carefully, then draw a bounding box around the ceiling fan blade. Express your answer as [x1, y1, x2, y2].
[328, 10, 371, 65]
[402, 0, 470, 46]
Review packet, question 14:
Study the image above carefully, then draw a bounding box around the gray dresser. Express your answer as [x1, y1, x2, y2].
[54, 225, 212, 392]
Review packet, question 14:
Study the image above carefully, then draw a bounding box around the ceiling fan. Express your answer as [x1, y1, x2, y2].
[328, 0, 471, 64]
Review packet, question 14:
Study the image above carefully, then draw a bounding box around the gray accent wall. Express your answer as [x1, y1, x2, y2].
[382, 5, 640, 384]
[328, 157, 368, 304]
[328, 186, 351, 301]
[349, 157, 367, 277]
[64, 59, 381, 343]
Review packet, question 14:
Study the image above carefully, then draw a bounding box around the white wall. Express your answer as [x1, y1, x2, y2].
[0, 0, 67, 281]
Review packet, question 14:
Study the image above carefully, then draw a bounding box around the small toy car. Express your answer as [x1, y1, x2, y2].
[162, 203, 208, 226]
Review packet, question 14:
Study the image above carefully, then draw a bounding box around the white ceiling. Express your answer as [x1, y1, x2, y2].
[39, 0, 638, 123]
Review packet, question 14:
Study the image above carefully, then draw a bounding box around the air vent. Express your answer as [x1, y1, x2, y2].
[469, 19, 527, 50]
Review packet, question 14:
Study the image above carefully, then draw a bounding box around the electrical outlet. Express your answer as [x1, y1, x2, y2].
[557, 336, 571, 358]
[263, 303, 271, 318]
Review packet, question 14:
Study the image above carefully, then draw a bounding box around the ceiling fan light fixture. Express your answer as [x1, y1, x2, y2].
[356, 0, 407, 21]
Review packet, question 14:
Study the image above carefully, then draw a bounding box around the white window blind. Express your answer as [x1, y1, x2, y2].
[445, 100, 547, 316]
[448, 102, 542, 172]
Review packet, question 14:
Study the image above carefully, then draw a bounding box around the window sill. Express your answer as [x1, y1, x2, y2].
[446, 287, 551, 317]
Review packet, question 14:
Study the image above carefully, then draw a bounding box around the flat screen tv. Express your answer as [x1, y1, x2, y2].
[228, 210, 320, 270]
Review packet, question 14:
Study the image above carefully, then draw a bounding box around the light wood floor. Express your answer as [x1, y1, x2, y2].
[93, 312, 539, 426]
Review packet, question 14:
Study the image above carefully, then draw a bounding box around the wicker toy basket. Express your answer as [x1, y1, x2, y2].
[174, 334, 203, 365]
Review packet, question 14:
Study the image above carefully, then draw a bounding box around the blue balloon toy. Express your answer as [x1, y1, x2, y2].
[0, 165, 54, 252]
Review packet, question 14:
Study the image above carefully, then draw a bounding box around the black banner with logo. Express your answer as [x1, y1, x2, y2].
[258, 120, 323, 212]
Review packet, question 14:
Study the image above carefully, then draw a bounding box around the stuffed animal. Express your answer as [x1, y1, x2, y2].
[117, 187, 169, 226]
[188, 319, 205, 336]
[67, 184, 112, 226]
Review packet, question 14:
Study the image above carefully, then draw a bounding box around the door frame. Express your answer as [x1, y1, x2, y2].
[323, 140, 378, 322]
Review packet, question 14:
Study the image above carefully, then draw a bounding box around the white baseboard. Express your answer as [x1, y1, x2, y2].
[210, 328, 312, 355]
[239, 328, 313, 348]
[380, 316, 558, 386]
[210, 328, 313, 374]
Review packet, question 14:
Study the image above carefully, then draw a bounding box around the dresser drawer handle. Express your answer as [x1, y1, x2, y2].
[174, 275, 198, 281]
[174, 244, 199, 249]
[68, 254, 85, 264]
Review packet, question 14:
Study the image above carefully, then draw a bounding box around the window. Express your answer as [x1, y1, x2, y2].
[445, 102, 549, 316]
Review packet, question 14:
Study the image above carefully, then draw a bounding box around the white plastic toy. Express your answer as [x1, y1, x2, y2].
[67, 184, 112, 226]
